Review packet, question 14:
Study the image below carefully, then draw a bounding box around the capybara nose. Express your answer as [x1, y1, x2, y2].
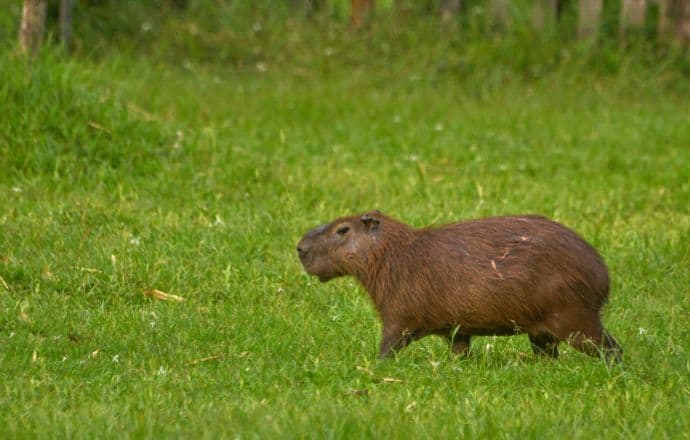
[297, 245, 309, 259]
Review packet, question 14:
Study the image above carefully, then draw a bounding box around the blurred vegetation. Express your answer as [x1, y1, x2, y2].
[2, 0, 688, 89]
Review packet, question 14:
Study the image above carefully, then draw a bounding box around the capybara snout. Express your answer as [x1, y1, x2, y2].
[297, 210, 622, 363]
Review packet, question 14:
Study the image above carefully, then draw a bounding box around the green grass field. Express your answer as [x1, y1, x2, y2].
[1, 4, 689, 437]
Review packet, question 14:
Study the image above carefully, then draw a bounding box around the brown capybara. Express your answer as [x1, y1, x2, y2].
[297, 210, 622, 362]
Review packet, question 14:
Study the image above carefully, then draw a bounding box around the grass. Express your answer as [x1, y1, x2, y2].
[1, 4, 689, 438]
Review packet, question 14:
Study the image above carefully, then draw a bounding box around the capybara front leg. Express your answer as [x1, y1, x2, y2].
[449, 334, 471, 356]
[379, 324, 411, 359]
[546, 311, 622, 364]
[528, 333, 559, 358]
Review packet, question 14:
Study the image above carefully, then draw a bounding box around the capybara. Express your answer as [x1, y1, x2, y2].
[297, 210, 622, 362]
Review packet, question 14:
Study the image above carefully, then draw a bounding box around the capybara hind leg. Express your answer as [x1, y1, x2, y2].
[602, 330, 623, 363]
[379, 324, 411, 359]
[546, 310, 622, 363]
[528, 333, 559, 358]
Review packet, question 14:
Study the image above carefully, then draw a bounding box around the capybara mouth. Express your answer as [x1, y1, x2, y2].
[304, 267, 335, 283]
[299, 257, 313, 272]
[300, 261, 337, 283]
[299, 260, 322, 279]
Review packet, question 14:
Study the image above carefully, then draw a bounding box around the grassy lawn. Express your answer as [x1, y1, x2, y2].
[1, 6, 689, 437]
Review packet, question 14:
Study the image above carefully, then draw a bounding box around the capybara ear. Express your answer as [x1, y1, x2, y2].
[360, 213, 380, 230]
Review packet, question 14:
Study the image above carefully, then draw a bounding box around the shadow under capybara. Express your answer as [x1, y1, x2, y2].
[297, 210, 622, 362]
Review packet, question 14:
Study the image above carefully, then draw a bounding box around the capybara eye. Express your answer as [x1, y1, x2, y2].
[336, 226, 350, 235]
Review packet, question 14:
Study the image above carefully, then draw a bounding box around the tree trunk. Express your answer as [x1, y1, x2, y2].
[167, 0, 188, 9]
[489, 0, 511, 29]
[291, 0, 321, 15]
[60, 0, 74, 50]
[351, 0, 374, 28]
[620, 0, 647, 33]
[659, 0, 690, 43]
[658, 0, 670, 34]
[532, 0, 559, 30]
[672, 0, 690, 43]
[18, 0, 47, 55]
[441, 0, 461, 23]
[577, 0, 603, 39]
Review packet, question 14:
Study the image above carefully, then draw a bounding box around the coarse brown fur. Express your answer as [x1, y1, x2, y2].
[297, 210, 622, 362]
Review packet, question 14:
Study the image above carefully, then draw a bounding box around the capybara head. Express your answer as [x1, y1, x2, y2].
[296, 210, 383, 282]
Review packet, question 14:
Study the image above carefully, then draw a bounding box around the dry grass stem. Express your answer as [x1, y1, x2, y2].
[145, 289, 186, 302]
[186, 355, 222, 366]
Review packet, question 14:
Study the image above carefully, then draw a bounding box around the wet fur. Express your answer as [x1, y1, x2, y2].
[297, 211, 622, 362]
